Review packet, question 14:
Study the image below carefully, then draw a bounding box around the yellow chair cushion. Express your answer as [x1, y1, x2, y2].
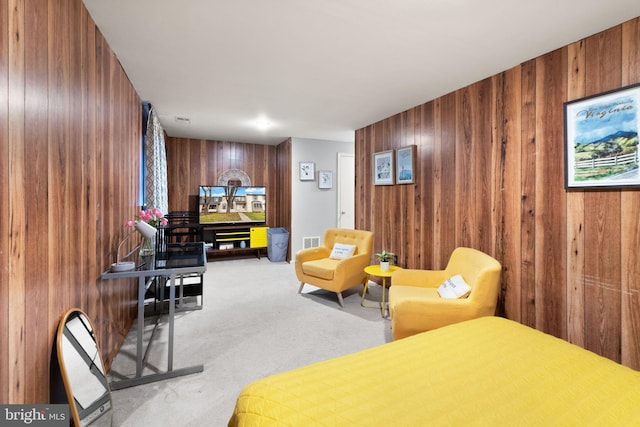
[301, 258, 340, 281]
[390, 285, 440, 301]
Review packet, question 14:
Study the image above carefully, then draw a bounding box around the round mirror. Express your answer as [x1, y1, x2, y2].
[54, 309, 113, 426]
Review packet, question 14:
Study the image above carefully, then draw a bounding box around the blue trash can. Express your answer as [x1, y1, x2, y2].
[267, 228, 289, 262]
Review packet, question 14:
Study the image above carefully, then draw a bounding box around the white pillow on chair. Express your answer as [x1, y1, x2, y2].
[329, 243, 357, 260]
[437, 275, 471, 299]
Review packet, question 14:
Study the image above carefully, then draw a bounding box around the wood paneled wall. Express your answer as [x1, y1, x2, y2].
[165, 137, 280, 224]
[275, 139, 292, 235]
[355, 17, 640, 368]
[1, 0, 141, 403]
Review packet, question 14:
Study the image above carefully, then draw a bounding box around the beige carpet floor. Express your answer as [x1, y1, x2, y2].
[108, 257, 391, 426]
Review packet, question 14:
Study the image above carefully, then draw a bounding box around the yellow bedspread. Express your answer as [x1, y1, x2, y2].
[228, 316, 640, 426]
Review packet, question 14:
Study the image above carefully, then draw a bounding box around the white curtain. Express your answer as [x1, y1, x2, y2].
[144, 107, 168, 213]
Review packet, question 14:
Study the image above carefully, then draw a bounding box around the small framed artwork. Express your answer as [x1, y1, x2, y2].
[299, 161, 315, 181]
[396, 145, 416, 184]
[373, 150, 394, 185]
[564, 82, 640, 189]
[318, 170, 333, 189]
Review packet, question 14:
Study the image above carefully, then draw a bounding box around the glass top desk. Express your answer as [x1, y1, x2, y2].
[101, 242, 207, 390]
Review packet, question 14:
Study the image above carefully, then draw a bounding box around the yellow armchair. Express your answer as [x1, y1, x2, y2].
[296, 228, 373, 307]
[388, 247, 502, 340]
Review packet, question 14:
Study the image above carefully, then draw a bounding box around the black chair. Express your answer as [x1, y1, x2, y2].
[154, 212, 205, 310]
[164, 211, 201, 244]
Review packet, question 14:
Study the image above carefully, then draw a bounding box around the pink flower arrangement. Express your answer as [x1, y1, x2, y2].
[126, 208, 168, 228]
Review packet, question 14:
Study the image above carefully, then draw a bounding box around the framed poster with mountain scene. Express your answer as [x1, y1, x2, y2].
[396, 145, 416, 184]
[564, 83, 640, 189]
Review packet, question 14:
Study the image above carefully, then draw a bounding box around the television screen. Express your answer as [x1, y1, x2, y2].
[198, 185, 267, 225]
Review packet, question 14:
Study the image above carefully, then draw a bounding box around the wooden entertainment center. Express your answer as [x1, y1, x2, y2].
[161, 213, 268, 259]
[203, 224, 268, 258]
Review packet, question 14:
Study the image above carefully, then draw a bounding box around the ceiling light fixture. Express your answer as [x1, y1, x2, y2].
[254, 117, 271, 131]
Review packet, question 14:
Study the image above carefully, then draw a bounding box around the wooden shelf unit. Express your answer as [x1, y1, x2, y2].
[161, 213, 269, 260]
[202, 224, 269, 259]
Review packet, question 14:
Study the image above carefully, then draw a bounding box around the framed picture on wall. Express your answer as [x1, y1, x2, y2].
[318, 170, 333, 189]
[396, 145, 416, 184]
[299, 161, 315, 181]
[372, 150, 394, 185]
[564, 82, 640, 189]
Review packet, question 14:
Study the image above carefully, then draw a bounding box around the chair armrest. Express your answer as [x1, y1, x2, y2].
[333, 253, 371, 283]
[295, 247, 331, 264]
[335, 252, 370, 271]
[391, 269, 450, 288]
[390, 293, 486, 333]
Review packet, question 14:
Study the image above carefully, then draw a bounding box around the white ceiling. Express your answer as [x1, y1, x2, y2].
[82, 1, 640, 145]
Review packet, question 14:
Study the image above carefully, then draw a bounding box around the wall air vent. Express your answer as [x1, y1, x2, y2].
[302, 236, 320, 249]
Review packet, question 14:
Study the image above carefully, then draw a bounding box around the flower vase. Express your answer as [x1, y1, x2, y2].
[380, 261, 390, 271]
[140, 236, 156, 269]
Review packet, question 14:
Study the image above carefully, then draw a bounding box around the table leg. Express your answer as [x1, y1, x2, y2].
[168, 274, 175, 371]
[361, 277, 370, 307]
[111, 273, 203, 390]
[136, 276, 145, 377]
[362, 275, 389, 318]
[381, 277, 387, 318]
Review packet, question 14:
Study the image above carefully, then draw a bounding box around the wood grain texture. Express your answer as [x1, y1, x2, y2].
[1, 0, 141, 403]
[275, 139, 292, 259]
[0, 0, 10, 404]
[583, 25, 623, 362]
[416, 103, 434, 268]
[620, 16, 640, 369]
[164, 137, 280, 234]
[533, 48, 566, 338]
[565, 40, 586, 349]
[8, 0, 27, 403]
[494, 68, 522, 322]
[355, 17, 640, 368]
[435, 93, 457, 268]
[24, 0, 49, 403]
[519, 59, 537, 328]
